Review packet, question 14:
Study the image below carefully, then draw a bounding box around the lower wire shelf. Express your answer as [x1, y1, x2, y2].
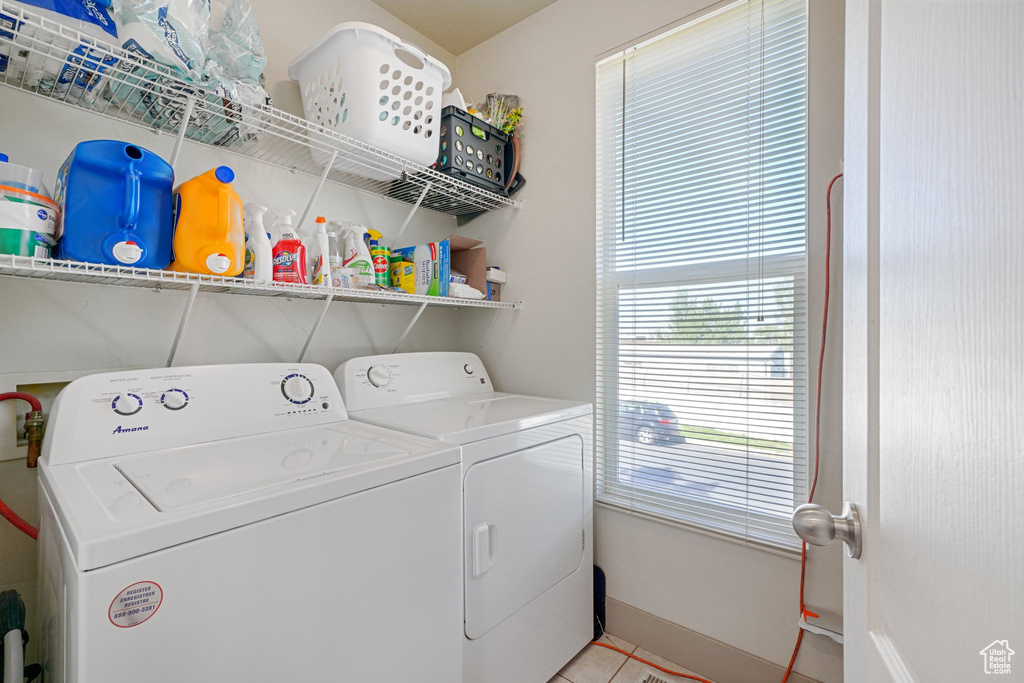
[0, 254, 520, 310]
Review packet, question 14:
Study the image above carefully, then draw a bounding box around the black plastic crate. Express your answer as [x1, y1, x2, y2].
[434, 106, 511, 194]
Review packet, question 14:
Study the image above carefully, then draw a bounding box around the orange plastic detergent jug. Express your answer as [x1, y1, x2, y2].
[168, 166, 244, 276]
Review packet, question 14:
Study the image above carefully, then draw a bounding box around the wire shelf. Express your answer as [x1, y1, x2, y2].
[0, 0, 520, 216]
[0, 254, 520, 309]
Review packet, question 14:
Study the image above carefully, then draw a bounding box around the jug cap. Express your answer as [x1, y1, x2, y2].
[215, 166, 235, 184]
[0, 153, 7, 163]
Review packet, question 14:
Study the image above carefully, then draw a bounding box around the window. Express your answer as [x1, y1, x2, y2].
[595, 0, 808, 549]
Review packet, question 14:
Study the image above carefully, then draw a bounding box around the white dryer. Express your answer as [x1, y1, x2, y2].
[335, 352, 594, 683]
[37, 363, 463, 683]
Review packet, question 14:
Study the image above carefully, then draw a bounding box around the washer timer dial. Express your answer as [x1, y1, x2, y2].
[281, 374, 315, 404]
[366, 366, 392, 388]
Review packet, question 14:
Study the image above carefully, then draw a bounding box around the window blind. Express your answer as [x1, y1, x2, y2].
[595, 0, 808, 549]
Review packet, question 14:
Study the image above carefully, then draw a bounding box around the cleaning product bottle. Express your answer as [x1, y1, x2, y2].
[326, 231, 344, 287]
[243, 203, 272, 282]
[369, 239, 390, 286]
[340, 227, 373, 282]
[168, 166, 244, 276]
[310, 216, 333, 286]
[271, 207, 306, 284]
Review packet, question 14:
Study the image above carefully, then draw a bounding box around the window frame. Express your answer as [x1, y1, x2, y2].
[594, 0, 810, 553]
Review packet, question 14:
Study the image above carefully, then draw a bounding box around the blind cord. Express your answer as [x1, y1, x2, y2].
[781, 171, 843, 683]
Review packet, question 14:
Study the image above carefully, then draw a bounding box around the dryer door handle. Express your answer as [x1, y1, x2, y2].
[472, 522, 498, 578]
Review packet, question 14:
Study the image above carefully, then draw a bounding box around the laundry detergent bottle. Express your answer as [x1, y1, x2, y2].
[271, 207, 306, 284]
[168, 166, 244, 276]
[54, 140, 174, 268]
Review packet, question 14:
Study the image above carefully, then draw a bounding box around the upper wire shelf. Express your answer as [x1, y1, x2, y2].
[0, 0, 520, 216]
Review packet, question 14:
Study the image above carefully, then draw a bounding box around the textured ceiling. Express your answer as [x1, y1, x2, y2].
[371, 0, 560, 55]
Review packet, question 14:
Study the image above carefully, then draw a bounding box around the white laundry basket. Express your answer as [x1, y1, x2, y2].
[288, 22, 452, 179]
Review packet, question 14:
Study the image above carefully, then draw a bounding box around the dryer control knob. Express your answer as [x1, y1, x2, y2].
[282, 374, 314, 404]
[464, 363, 475, 375]
[113, 392, 143, 415]
[367, 366, 391, 388]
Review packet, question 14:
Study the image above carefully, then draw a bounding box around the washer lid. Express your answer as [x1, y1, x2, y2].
[40, 420, 459, 570]
[349, 392, 592, 444]
[117, 427, 408, 512]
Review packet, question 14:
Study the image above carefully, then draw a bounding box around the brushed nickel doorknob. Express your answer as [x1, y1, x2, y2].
[792, 502, 862, 559]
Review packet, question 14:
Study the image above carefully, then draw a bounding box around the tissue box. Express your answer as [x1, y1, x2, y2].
[392, 240, 450, 296]
[393, 235, 485, 297]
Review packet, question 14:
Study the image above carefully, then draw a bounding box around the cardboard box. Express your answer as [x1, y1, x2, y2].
[448, 234, 486, 296]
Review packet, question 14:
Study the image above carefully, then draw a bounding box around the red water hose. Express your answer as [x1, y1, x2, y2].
[0, 393, 42, 540]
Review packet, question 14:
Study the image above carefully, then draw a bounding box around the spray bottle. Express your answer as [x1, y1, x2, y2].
[310, 216, 333, 286]
[271, 207, 306, 284]
[243, 204, 272, 282]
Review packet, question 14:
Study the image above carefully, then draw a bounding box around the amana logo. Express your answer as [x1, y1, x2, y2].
[112, 425, 149, 434]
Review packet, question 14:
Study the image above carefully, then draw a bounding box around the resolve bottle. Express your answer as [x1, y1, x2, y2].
[271, 207, 306, 284]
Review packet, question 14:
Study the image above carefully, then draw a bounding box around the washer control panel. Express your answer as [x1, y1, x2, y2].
[335, 352, 491, 411]
[44, 363, 346, 466]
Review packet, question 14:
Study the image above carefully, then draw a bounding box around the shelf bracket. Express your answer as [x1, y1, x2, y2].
[392, 302, 428, 354]
[166, 282, 200, 367]
[168, 95, 197, 173]
[296, 149, 339, 233]
[297, 293, 334, 363]
[390, 182, 431, 249]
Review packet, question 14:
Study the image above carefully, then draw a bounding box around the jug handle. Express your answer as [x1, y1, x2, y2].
[121, 166, 141, 231]
[218, 185, 232, 240]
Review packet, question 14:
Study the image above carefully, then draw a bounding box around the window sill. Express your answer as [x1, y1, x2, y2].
[596, 499, 804, 560]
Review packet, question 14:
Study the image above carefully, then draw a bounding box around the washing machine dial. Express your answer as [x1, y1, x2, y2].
[161, 389, 188, 410]
[281, 374, 314, 404]
[464, 363, 476, 375]
[112, 392, 143, 416]
[367, 366, 392, 388]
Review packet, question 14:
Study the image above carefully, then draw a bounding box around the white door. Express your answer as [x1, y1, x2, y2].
[838, 1, 1024, 681]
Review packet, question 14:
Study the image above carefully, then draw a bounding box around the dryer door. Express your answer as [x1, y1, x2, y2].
[463, 434, 585, 639]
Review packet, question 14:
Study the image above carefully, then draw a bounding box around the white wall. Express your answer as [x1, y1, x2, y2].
[454, 0, 846, 680]
[0, 0, 467, 665]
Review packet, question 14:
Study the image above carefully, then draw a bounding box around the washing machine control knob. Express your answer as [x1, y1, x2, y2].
[281, 374, 314, 404]
[464, 363, 475, 375]
[112, 392, 143, 415]
[367, 366, 391, 388]
[161, 390, 188, 410]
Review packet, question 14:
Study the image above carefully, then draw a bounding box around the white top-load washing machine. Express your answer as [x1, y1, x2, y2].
[37, 363, 463, 683]
[335, 352, 594, 683]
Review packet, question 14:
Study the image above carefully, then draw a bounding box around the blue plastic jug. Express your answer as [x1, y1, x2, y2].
[55, 141, 174, 269]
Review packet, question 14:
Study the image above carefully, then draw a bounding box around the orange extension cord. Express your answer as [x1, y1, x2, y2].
[779, 172, 844, 682]
[590, 174, 844, 683]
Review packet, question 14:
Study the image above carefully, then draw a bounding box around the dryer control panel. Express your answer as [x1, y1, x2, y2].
[336, 352, 492, 411]
[42, 363, 346, 466]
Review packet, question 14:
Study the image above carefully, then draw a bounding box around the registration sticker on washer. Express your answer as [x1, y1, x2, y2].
[109, 581, 163, 628]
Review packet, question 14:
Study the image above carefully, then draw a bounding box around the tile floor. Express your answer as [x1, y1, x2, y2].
[549, 633, 717, 683]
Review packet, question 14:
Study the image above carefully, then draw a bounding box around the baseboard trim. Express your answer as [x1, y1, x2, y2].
[605, 597, 823, 683]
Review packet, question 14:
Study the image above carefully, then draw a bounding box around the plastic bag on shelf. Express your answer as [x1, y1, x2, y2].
[0, 0, 119, 108]
[205, 0, 264, 84]
[114, 0, 209, 79]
